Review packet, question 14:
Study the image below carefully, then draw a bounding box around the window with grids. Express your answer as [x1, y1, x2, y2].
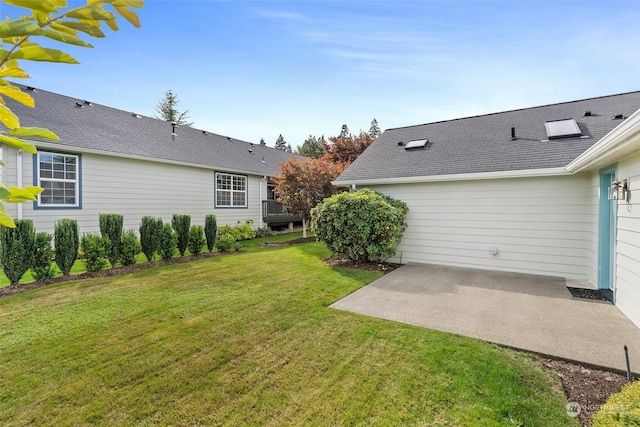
[37, 152, 79, 207]
[216, 173, 247, 207]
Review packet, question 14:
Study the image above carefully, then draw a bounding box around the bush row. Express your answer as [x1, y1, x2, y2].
[0, 213, 247, 286]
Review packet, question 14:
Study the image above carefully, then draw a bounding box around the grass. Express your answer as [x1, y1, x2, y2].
[0, 237, 578, 426]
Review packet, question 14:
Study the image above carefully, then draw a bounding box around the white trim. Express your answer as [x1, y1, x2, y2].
[334, 167, 569, 187]
[31, 140, 270, 178]
[566, 108, 640, 173]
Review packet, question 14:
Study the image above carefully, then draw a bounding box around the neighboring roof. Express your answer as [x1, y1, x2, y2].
[336, 91, 640, 184]
[5, 86, 299, 176]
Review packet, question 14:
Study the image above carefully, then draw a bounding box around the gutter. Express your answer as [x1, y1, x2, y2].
[565, 108, 640, 173]
[333, 167, 570, 187]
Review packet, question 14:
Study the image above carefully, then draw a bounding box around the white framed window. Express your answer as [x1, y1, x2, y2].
[36, 151, 80, 207]
[216, 172, 247, 208]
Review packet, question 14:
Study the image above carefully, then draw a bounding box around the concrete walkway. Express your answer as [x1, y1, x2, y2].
[331, 263, 640, 375]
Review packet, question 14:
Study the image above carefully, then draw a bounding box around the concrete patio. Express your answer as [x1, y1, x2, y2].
[331, 263, 640, 375]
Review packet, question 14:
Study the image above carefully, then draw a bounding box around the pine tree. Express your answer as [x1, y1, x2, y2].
[369, 118, 381, 137]
[259, 138, 266, 146]
[275, 134, 287, 151]
[296, 135, 326, 158]
[154, 90, 194, 126]
[339, 124, 350, 138]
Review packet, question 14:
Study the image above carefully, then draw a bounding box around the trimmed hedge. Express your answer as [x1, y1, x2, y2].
[0, 219, 36, 286]
[54, 218, 79, 276]
[140, 216, 163, 262]
[159, 223, 177, 260]
[188, 225, 205, 256]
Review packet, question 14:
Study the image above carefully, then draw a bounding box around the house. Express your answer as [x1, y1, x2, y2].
[1, 86, 301, 235]
[335, 91, 640, 328]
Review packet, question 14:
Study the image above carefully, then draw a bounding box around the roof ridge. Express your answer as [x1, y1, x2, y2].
[384, 90, 640, 132]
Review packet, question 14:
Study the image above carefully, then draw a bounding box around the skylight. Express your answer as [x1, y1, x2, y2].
[404, 139, 429, 150]
[544, 118, 582, 139]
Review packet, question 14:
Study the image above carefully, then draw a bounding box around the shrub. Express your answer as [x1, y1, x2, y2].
[0, 219, 36, 286]
[54, 218, 79, 276]
[311, 188, 408, 262]
[204, 214, 217, 252]
[119, 229, 141, 266]
[159, 223, 177, 260]
[215, 235, 234, 252]
[80, 234, 110, 272]
[255, 226, 274, 238]
[171, 214, 191, 256]
[31, 232, 55, 281]
[218, 221, 256, 242]
[99, 213, 124, 267]
[139, 216, 163, 261]
[188, 225, 205, 256]
[592, 380, 640, 426]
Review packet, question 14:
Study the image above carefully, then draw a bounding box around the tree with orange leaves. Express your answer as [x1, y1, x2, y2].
[272, 157, 345, 238]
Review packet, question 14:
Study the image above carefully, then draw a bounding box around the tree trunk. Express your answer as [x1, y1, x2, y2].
[302, 217, 307, 238]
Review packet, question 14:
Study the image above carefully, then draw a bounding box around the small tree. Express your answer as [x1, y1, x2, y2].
[204, 214, 217, 252]
[311, 189, 408, 262]
[154, 90, 194, 126]
[54, 218, 79, 276]
[369, 118, 381, 138]
[140, 216, 163, 261]
[80, 234, 110, 272]
[119, 230, 141, 266]
[159, 223, 177, 260]
[99, 213, 124, 267]
[274, 134, 287, 151]
[31, 232, 55, 281]
[171, 214, 191, 256]
[273, 157, 344, 238]
[188, 225, 205, 256]
[0, 219, 36, 286]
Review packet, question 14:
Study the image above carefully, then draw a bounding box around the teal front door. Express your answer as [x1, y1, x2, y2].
[598, 166, 616, 295]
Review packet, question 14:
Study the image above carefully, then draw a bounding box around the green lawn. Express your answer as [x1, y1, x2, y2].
[0, 238, 577, 426]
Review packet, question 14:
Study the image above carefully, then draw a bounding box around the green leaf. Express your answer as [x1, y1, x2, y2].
[42, 29, 93, 47]
[0, 187, 11, 200]
[114, 6, 141, 28]
[66, 5, 116, 22]
[49, 21, 78, 36]
[0, 105, 20, 129]
[4, 186, 39, 203]
[0, 134, 37, 154]
[9, 127, 59, 141]
[0, 209, 16, 228]
[0, 84, 34, 107]
[0, 60, 30, 78]
[3, 0, 59, 13]
[112, 0, 144, 8]
[56, 20, 106, 38]
[10, 45, 79, 64]
[0, 19, 45, 38]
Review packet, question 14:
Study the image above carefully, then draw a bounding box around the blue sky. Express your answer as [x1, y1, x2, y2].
[3, 0, 639, 148]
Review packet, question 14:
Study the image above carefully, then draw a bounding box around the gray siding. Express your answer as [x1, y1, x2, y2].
[366, 174, 591, 279]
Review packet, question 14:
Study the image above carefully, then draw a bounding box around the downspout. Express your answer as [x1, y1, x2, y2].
[17, 149, 23, 220]
[259, 176, 267, 228]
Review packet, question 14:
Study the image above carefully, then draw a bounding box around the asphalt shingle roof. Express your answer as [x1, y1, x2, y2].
[336, 91, 640, 183]
[6, 86, 299, 177]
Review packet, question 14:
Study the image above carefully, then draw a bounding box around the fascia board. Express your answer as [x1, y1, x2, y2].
[333, 167, 570, 187]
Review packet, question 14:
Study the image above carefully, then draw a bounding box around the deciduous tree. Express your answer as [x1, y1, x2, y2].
[272, 157, 344, 238]
[0, 0, 143, 227]
[321, 130, 375, 165]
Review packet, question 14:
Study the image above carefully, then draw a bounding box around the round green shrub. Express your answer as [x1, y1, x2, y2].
[80, 234, 110, 272]
[311, 188, 408, 262]
[592, 380, 640, 426]
[159, 223, 177, 260]
[215, 235, 234, 252]
[119, 229, 141, 266]
[32, 232, 55, 281]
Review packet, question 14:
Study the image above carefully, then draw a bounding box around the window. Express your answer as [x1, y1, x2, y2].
[216, 173, 247, 207]
[36, 152, 80, 207]
[544, 118, 582, 139]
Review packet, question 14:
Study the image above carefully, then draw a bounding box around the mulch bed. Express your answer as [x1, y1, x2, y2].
[1, 240, 634, 425]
